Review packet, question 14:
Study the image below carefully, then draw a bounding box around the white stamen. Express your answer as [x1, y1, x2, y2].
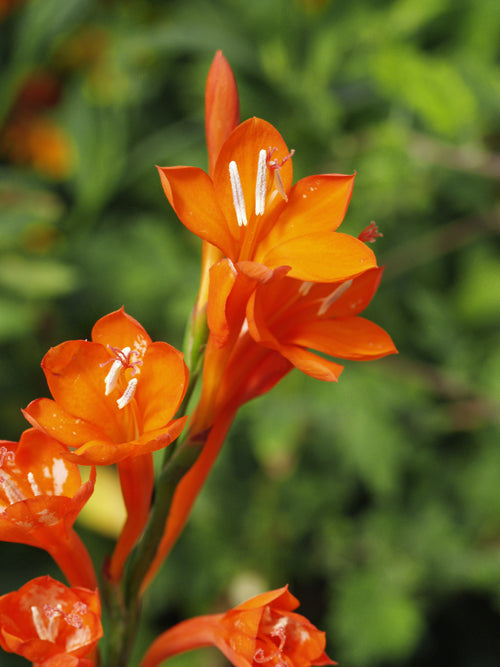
[104, 346, 131, 395]
[117, 378, 138, 410]
[31, 606, 58, 642]
[317, 280, 353, 316]
[27, 471, 41, 496]
[255, 149, 267, 215]
[229, 160, 248, 227]
[2, 477, 25, 504]
[298, 281, 314, 296]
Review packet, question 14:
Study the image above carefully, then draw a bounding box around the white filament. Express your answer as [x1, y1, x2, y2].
[317, 280, 353, 316]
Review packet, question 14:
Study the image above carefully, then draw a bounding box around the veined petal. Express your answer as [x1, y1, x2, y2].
[158, 165, 235, 257]
[213, 118, 292, 242]
[286, 317, 398, 360]
[135, 342, 188, 431]
[262, 231, 377, 282]
[91, 307, 152, 353]
[260, 174, 355, 254]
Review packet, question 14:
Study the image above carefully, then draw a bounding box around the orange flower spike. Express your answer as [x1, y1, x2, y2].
[23, 308, 189, 466]
[246, 267, 397, 382]
[158, 117, 376, 284]
[139, 585, 335, 667]
[184, 51, 240, 369]
[0, 576, 102, 666]
[0, 429, 97, 590]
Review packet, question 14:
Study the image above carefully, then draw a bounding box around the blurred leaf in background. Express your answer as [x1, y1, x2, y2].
[1, 0, 500, 666]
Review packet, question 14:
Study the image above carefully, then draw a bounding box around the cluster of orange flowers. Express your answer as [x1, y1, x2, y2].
[0, 52, 396, 667]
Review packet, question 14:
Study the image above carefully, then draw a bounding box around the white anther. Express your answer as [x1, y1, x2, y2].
[229, 160, 248, 227]
[27, 471, 41, 496]
[255, 149, 267, 216]
[317, 280, 353, 316]
[116, 378, 138, 410]
[104, 346, 131, 395]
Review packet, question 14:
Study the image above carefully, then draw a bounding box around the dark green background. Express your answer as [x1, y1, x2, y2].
[1, 0, 499, 665]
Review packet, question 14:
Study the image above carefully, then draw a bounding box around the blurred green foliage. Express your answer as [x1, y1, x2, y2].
[1, 0, 499, 665]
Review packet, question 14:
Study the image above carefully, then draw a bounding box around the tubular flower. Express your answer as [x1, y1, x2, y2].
[140, 585, 335, 667]
[0, 429, 97, 589]
[23, 308, 188, 466]
[246, 267, 397, 382]
[0, 575, 102, 667]
[158, 117, 376, 285]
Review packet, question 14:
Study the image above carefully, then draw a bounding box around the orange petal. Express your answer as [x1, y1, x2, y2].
[279, 344, 344, 381]
[213, 118, 292, 241]
[323, 267, 383, 317]
[234, 585, 296, 612]
[286, 317, 398, 360]
[262, 231, 377, 282]
[14, 429, 82, 496]
[91, 307, 152, 352]
[205, 50, 240, 176]
[158, 165, 235, 257]
[261, 174, 355, 252]
[207, 259, 237, 348]
[136, 342, 188, 431]
[66, 417, 188, 465]
[41, 341, 124, 443]
[23, 398, 107, 448]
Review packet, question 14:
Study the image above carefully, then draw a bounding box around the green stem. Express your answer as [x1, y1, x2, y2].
[124, 437, 205, 606]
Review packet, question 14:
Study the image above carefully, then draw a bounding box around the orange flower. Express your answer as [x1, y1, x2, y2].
[140, 585, 335, 667]
[0, 429, 97, 589]
[245, 266, 397, 382]
[23, 308, 188, 466]
[158, 117, 376, 285]
[0, 575, 102, 667]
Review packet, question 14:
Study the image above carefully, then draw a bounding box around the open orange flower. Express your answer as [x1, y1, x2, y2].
[140, 585, 335, 667]
[245, 266, 397, 382]
[158, 117, 376, 285]
[0, 576, 102, 667]
[0, 429, 96, 589]
[23, 308, 188, 466]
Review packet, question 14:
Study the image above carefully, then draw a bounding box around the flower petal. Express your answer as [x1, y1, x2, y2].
[262, 232, 377, 282]
[261, 174, 355, 253]
[279, 344, 344, 381]
[286, 316, 398, 360]
[136, 343, 188, 431]
[158, 165, 235, 257]
[91, 307, 152, 353]
[40, 341, 125, 443]
[319, 267, 384, 317]
[23, 399, 108, 448]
